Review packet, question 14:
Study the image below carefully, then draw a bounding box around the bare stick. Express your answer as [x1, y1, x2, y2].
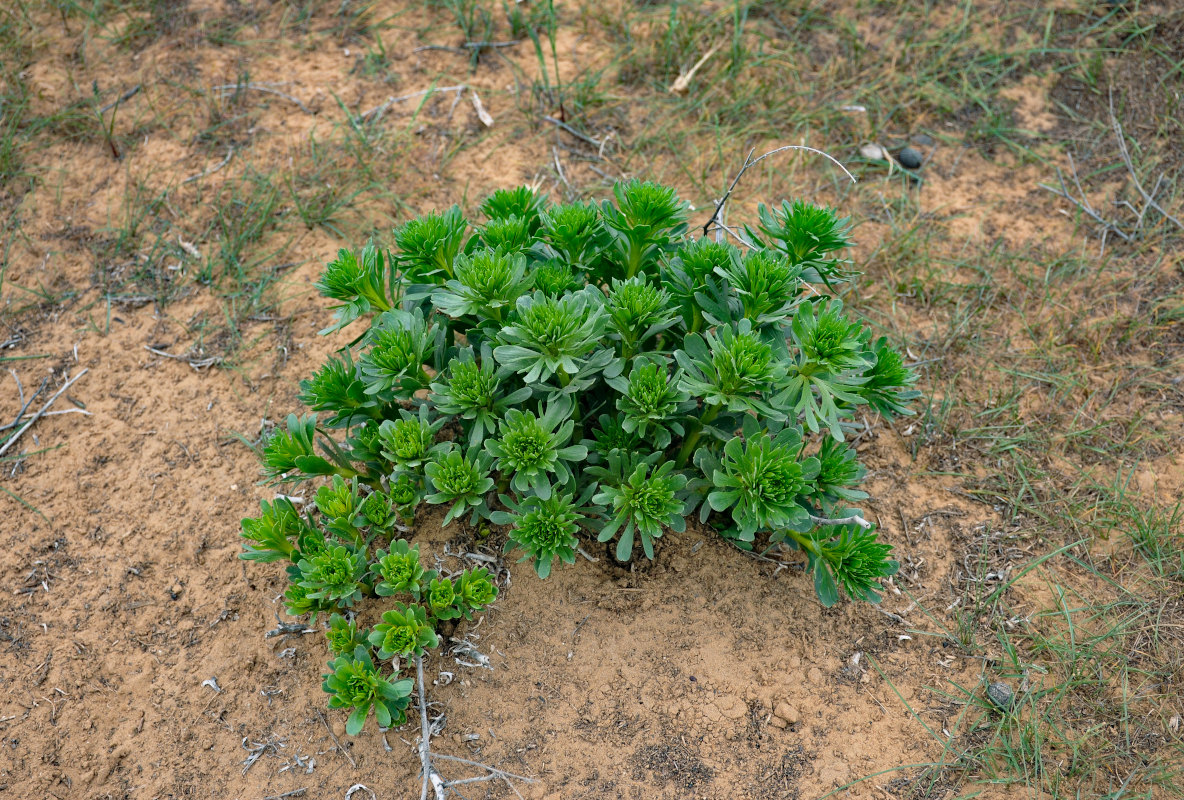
[417, 655, 445, 800]
[361, 85, 467, 122]
[143, 345, 223, 370]
[99, 84, 141, 114]
[669, 41, 722, 95]
[552, 146, 569, 189]
[1109, 90, 1183, 231]
[431, 755, 534, 778]
[809, 513, 873, 530]
[703, 145, 857, 237]
[263, 789, 308, 799]
[542, 115, 603, 150]
[1039, 179, 1130, 243]
[8, 369, 22, 409]
[264, 615, 316, 638]
[1038, 159, 1132, 246]
[413, 45, 467, 55]
[183, 146, 235, 184]
[412, 655, 535, 799]
[0, 408, 91, 433]
[212, 83, 312, 113]
[0, 369, 88, 458]
[464, 40, 520, 49]
[7, 372, 47, 428]
[317, 710, 357, 768]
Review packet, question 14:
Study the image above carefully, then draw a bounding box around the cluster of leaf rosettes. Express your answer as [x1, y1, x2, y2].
[241, 181, 920, 728]
[242, 488, 497, 734]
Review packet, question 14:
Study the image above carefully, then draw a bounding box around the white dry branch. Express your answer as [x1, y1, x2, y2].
[183, 146, 235, 184]
[211, 82, 312, 113]
[361, 84, 468, 123]
[0, 368, 89, 458]
[809, 513, 874, 530]
[143, 345, 223, 370]
[470, 91, 494, 127]
[702, 145, 857, 240]
[415, 655, 534, 800]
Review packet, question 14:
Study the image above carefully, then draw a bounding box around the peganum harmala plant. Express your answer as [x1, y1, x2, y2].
[240, 179, 920, 735]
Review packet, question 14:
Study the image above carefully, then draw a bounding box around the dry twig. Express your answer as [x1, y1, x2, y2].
[0, 369, 89, 458]
[212, 83, 312, 113]
[183, 147, 235, 184]
[414, 655, 534, 799]
[317, 710, 357, 768]
[99, 84, 141, 114]
[143, 345, 223, 370]
[703, 145, 857, 238]
[669, 41, 722, 95]
[809, 513, 874, 530]
[542, 115, 603, 150]
[361, 85, 467, 123]
[1038, 91, 1181, 252]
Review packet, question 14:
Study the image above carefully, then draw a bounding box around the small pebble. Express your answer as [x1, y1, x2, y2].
[859, 143, 888, 161]
[896, 146, 923, 169]
[910, 133, 934, 146]
[987, 681, 1014, 710]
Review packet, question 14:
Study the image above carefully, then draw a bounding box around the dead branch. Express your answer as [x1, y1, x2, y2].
[809, 513, 874, 530]
[99, 84, 141, 114]
[212, 83, 312, 114]
[417, 655, 446, 800]
[361, 85, 467, 123]
[143, 345, 224, 370]
[1109, 89, 1183, 232]
[542, 115, 605, 151]
[1039, 91, 1181, 252]
[703, 145, 857, 238]
[0, 369, 88, 458]
[414, 654, 534, 799]
[183, 146, 235, 184]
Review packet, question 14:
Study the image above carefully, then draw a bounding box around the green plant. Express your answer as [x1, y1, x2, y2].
[323, 645, 414, 734]
[424, 445, 495, 525]
[326, 612, 368, 656]
[483, 398, 586, 499]
[430, 345, 533, 447]
[240, 180, 919, 735]
[241, 488, 501, 733]
[492, 488, 592, 577]
[373, 539, 431, 598]
[593, 455, 687, 561]
[702, 423, 817, 543]
[369, 603, 438, 659]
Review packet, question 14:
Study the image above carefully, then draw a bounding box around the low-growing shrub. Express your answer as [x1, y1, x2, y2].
[240, 180, 919, 734]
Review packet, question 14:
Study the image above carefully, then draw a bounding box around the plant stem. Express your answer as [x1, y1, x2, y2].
[674, 402, 720, 468]
[332, 465, 380, 491]
[781, 528, 819, 556]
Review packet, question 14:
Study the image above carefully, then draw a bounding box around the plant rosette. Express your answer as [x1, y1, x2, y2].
[239, 179, 921, 737]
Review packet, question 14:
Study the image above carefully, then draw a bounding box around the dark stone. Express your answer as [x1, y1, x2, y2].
[987, 681, 1015, 710]
[897, 146, 923, 170]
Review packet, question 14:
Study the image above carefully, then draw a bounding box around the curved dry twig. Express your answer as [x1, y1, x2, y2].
[703, 145, 857, 238]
